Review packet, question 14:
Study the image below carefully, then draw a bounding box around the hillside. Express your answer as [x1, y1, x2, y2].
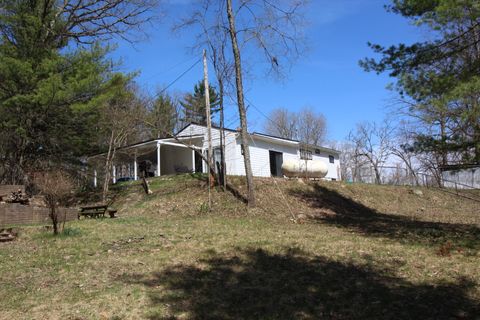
[0, 175, 479, 319]
[118, 175, 480, 237]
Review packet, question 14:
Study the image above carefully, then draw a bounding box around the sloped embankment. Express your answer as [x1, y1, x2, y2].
[114, 174, 479, 225]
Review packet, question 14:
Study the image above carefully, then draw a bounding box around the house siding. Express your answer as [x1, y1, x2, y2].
[177, 124, 239, 175]
[312, 152, 341, 180]
[177, 124, 341, 180]
[232, 136, 299, 177]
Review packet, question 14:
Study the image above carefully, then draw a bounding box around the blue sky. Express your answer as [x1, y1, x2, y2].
[111, 0, 421, 142]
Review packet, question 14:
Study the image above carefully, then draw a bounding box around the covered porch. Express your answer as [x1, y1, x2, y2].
[88, 136, 205, 187]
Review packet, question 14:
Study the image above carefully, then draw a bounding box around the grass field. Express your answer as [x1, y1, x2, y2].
[0, 175, 479, 319]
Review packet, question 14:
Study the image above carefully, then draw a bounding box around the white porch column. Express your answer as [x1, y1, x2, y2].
[112, 165, 116, 184]
[202, 149, 206, 173]
[192, 149, 196, 173]
[134, 154, 138, 180]
[156, 142, 161, 177]
[93, 169, 97, 188]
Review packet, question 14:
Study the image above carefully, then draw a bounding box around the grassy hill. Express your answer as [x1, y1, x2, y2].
[0, 175, 479, 319]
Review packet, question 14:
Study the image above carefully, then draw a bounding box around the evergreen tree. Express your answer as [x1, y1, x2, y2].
[361, 0, 480, 165]
[148, 92, 179, 138]
[180, 81, 220, 125]
[0, 1, 125, 183]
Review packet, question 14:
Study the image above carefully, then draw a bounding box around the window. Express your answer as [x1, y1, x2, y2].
[329, 155, 335, 163]
[300, 148, 312, 160]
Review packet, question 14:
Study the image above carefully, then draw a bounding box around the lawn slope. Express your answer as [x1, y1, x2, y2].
[0, 175, 478, 319]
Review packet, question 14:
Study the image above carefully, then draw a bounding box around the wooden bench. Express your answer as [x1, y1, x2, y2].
[78, 205, 117, 219]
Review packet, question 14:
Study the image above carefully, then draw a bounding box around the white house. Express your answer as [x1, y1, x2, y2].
[441, 164, 480, 189]
[88, 122, 341, 185]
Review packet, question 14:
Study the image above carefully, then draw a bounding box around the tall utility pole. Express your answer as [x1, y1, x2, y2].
[203, 49, 213, 209]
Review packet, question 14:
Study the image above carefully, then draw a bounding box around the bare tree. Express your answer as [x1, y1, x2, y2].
[225, 0, 257, 206]
[176, 0, 309, 207]
[348, 120, 395, 184]
[389, 122, 421, 185]
[99, 82, 146, 202]
[34, 0, 158, 44]
[33, 170, 74, 235]
[297, 107, 327, 146]
[328, 141, 357, 182]
[264, 107, 298, 140]
[0, 0, 160, 49]
[264, 107, 327, 145]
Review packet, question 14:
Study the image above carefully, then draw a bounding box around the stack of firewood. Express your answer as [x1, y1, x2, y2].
[0, 228, 17, 242]
[5, 190, 29, 205]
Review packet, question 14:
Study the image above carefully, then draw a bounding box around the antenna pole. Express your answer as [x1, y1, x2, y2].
[203, 49, 213, 210]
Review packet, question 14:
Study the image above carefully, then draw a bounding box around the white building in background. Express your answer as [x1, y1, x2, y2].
[441, 164, 480, 189]
[88, 122, 341, 185]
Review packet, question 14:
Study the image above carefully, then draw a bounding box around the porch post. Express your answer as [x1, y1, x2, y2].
[93, 169, 97, 188]
[192, 149, 196, 173]
[156, 141, 161, 177]
[134, 153, 138, 181]
[112, 165, 116, 184]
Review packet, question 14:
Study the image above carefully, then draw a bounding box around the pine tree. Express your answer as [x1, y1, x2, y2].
[180, 81, 220, 125]
[361, 0, 480, 164]
[0, 1, 123, 183]
[148, 92, 178, 138]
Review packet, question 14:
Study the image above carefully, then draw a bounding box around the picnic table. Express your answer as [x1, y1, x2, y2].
[78, 205, 117, 219]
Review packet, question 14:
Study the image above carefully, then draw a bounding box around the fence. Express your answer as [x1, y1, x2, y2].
[348, 165, 480, 202]
[0, 203, 78, 226]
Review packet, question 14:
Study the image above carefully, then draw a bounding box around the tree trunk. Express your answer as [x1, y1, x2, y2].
[440, 116, 448, 166]
[473, 100, 480, 164]
[226, 0, 256, 207]
[373, 166, 382, 184]
[103, 131, 115, 203]
[50, 206, 58, 235]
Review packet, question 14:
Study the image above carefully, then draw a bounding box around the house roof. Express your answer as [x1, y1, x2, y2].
[89, 122, 341, 158]
[176, 121, 239, 135]
[180, 122, 341, 154]
[87, 134, 204, 158]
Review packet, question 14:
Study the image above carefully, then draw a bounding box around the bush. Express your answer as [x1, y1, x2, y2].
[33, 170, 74, 235]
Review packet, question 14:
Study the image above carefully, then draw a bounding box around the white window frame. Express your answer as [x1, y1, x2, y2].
[300, 148, 312, 160]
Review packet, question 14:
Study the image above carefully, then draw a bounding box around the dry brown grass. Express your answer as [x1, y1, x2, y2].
[0, 174, 478, 319]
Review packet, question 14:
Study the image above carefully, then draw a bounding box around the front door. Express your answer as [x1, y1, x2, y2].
[269, 151, 283, 177]
[195, 152, 203, 173]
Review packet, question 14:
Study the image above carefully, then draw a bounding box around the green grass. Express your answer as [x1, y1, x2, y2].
[0, 175, 479, 319]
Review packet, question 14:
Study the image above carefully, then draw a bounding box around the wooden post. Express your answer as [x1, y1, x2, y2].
[203, 49, 213, 210]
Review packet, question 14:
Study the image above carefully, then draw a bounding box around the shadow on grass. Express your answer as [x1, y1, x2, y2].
[289, 184, 480, 250]
[120, 248, 478, 319]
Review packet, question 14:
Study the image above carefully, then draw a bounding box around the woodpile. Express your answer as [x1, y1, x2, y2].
[0, 228, 18, 242]
[0, 185, 29, 205]
[4, 190, 29, 205]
